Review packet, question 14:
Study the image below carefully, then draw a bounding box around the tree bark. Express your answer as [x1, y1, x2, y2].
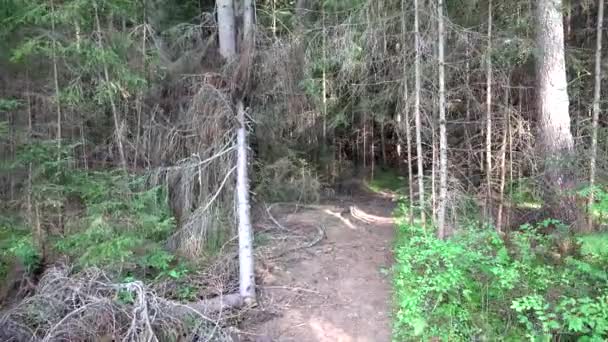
[236, 101, 255, 303]
[437, 0, 448, 238]
[465, 34, 473, 190]
[50, 0, 62, 155]
[217, 0, 237, 58]
[414, 0, 426, 226]
[235, 0, 257, 304]
[401, 0, 414, 224]
[497, 84, 509, 232]
[588, 0, 604, 231]
[536, 0, 578, 225]
[485, 0, 493, 224]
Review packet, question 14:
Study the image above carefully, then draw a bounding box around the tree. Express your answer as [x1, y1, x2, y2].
[216, 0, 256, 305]
[401, 0, 414, 224]
[485, 0, 493, 225]
[535, 0, 578, 225]
[236, 0, 256, 304]
[414, 0, 425, 226]
[588, 0, 604, 231]
[437, 0, 448, 238]
[217, 0, 237, 58]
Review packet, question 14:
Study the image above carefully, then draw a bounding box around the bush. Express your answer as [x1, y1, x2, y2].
[392, 202, 608, 341]
[4, 141, 181, 280]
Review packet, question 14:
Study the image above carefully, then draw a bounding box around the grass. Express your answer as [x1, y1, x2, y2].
[366, 168, 407, 194]
[578, 232, 608, 258]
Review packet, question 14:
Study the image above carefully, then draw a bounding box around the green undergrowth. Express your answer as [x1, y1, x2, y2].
[0, 142, 193, 287]
[507, 177, 543, 209]
[366, 168, 407, 194]
[392, 203, 608, 341]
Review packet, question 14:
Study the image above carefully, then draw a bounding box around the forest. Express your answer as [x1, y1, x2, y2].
[1, 0, 608, 340]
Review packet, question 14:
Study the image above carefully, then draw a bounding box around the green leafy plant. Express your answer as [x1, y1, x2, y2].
[393, 199, 608, 341]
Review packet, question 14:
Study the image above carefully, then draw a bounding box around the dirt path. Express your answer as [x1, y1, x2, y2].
[244, 192, 395, 342]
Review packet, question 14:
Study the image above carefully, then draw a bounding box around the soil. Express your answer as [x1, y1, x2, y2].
[241, 189, 396, 342]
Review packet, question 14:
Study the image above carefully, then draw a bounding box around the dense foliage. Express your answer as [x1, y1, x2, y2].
[0, 142, 186, 280]
[393, 199, 608, 341]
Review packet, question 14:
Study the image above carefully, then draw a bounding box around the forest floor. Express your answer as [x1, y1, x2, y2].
[241, 186, 396, 342]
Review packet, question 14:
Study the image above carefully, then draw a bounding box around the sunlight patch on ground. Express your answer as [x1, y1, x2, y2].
[323, 209, 357, 230]
[309, 317, 355, 342]
[349, 206, 394, 225]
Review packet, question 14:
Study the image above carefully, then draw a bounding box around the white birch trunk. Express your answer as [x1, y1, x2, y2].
[236, 101, 255, 303]
[217, 0, 237, 58]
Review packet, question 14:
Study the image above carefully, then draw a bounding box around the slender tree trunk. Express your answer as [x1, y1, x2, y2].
[217, 0, 237, 58]
[437, 0, 448, 238]
[236, 101, 255, 303]
[237, 0, 256, 304]
[588, 0, 604, 231]
[380, 119, 386, 165]
[134, 5, 147, 169]
[465, 34, 473, 190]
[371, 121, 375, 181]
[497, 83, 510, 232]
[26, 73, 33, 228]
[363, 114, 367, 169]
[536, 0, 578, 225]
[404, 88, 415, 224]
[401, 0, 413, 224]
[414, 0, 425, 226]
[507, 92, 515, 230]
[322, 5, 327, 141]
[50, 0, 62, 154]
[271, 0, 277, 39]
[431, 129, 437, 221]
[485, 0, 493, 223]
[95, 5, 127, 170]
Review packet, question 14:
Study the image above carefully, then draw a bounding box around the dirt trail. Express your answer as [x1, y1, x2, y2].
[245, 191, 395, 342]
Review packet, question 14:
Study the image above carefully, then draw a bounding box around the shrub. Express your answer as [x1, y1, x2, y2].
[393, 202, 608, 341]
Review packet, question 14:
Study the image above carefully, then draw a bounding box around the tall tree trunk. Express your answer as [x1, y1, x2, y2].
[437, 0, 448, 238]
[536, 0, 578, 225]
[236, 101, 255, 303]
[322, 5, 327, 141]
[431, 129, 437, 221]
[497, 83, 510, 232]
[485, 0, 493, 224]
[217, 0, 237, 58]
[236, 0, 256, 304]
[414, 0, 425, 226]
[134, 5, 147, 169]
[465, 34, 473, 190]
[50, 0, 62, 154]
[401, 0, 413, 224]
[588, 0, 604, 231]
